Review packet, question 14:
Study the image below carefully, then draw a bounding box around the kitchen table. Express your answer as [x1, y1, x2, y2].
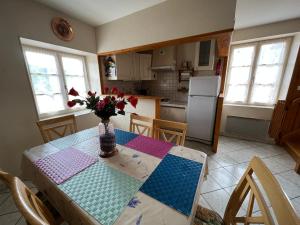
[22, 127, 207, 225]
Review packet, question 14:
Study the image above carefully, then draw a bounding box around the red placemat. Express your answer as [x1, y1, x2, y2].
[125, 135, 174, 159]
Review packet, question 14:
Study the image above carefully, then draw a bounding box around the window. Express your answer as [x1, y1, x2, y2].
[225, 38, 290, 106]
[22, 46, 89, 117]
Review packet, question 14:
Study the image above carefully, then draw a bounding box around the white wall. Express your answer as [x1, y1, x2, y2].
[96, 0, 236, 53]
[235, 0, 300, 29]
[0, 0, 98, 176]
[221, 19, 300, 139]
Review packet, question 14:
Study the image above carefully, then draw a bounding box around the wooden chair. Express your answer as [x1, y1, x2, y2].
[130, 114, 153, 137]
[37, 115, 77, 143]
[0, 170, 61, 225]
[153, 119, 187, 145]
[194, 156, 299, 225]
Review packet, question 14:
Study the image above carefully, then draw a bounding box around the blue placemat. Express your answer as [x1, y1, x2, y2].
[59, 162, 142, 225]
[140, 154, 202, 216]
[115, 129, 138, 145]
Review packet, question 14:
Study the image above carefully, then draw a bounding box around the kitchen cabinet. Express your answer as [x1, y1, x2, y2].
[139, 54, 155, 80]
[115, 53, 133, 80]
[160, 105, 186, 123]
[112, 53, 154, 81]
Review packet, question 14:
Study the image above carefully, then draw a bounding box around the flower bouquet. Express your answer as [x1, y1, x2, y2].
[67, 87, 138, 157]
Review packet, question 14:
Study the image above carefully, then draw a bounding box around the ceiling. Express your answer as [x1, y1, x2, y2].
[235, 0, 300, 29]
[35, 0, 167, 26]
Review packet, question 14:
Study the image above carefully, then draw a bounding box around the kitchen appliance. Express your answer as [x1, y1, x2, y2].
[187, 76, 221, 144]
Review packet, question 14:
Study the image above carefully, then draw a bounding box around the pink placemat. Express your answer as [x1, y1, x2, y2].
[34, 148, 97, 184]
[125, 135, 174, 159]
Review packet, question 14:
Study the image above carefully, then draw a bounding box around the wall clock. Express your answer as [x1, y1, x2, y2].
[51, 17, 74, 41]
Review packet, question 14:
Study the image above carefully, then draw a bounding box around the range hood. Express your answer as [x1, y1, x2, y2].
[151, 46, 176, 71]
[151, 65, 176, 71]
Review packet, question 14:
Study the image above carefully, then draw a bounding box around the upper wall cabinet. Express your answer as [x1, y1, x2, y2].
[103, 53, 154, 81]
[194, 39, 215, 70]
[152, 46, 176, 70]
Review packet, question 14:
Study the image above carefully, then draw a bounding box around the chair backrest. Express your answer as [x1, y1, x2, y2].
[153, 119, 187, 145]
[223, 156, 299, 225]
[0, 170, 57, 225]
[130, 114, 153, 137]
[37, 115, 77, 143]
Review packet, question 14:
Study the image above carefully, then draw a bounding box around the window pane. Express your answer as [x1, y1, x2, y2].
[250, 85, 275, 105]
[25, 51, 57, 74]
[254, 65, 280, 85]
[36, 94, 64, 114]
[31, 74, 61, 95]
[61, 57, 84, 76]
[228, 67, 251, 85]
[258, 42, 286, 65]
[65, 76, 86, 98]
[231, 46, 255, 67]
[226, 85, 248, 103]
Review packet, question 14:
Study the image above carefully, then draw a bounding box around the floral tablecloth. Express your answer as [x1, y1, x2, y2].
[22, 127, 207, 225]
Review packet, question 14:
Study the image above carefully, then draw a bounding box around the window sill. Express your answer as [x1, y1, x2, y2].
[39, 108, 93, 120]
[223, 103, 274, 110]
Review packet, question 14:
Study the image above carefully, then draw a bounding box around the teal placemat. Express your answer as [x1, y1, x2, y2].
[59, 162, 142, 225]
[50, 127, 98, 149]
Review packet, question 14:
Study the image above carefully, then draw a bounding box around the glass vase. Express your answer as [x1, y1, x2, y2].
[98, 119, 117, 158]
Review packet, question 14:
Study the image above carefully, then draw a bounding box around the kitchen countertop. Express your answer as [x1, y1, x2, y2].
[101, 94, 162, 100]
[160, 101, 187, 109]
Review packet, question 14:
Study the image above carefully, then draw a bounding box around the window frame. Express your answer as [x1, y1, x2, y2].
[225, 37, 292, 107]
[22, 45, 90, 119]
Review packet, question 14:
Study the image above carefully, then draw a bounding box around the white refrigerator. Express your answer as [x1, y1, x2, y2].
[187, 76, 221, 144]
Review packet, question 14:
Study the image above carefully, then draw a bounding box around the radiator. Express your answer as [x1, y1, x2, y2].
[225, 116, 271, 141]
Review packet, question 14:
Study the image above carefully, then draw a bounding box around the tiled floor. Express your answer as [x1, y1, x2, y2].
[185, 136, 300, 219]
[1, 136, 299, 224]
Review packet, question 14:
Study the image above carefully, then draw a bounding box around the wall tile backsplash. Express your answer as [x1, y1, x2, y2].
[103, 71, 189, 102]
[142, 71, 189, 102]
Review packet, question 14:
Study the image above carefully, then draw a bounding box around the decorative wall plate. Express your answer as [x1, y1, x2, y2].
[51, 17, 74, 41]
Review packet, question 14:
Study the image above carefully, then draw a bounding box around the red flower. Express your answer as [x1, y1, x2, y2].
[116, 101, 125, 111]
[111, 96, 116, 101]
[88, 91, 96, 96]
[128, 96, 138, 108]
[111, 87, 119, 94]
[68, 88, 79, 96]
[103, 86, 109, 94]
[96, 100, 106, 110]
[103, 96, 110, 104]
[117, 92, 125, 98]
[67, 100, 76, 107]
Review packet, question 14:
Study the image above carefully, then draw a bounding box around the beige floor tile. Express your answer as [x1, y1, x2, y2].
[209, 153, 239, 167]
[0, 196, 18, 216]
[261, 157, 292, 174]
[0, 212, 21, 225]
[200, 175, 222, 194]
[16, 216, 26, 225]
[223, 163, 248, 180]
[277, 170, 300, 187]
[202, 189, 230, 217]
[209, 168, 239, 188]
[274, 174, 300, 199]
[0, 192, 10, 205]
[291, 197, 300, 215]
[207, 158, 222, 170]
[198, 195, 212, 210]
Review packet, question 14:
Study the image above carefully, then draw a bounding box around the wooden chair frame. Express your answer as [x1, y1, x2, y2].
[36, 115, 77, 143]
[153, 119, 187, 145]
[223, 157, 299, 225]
[130, 114, 153, 137]
[0, 171, 58, 225]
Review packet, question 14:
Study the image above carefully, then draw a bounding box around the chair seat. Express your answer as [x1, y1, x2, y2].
[193, 205, 224, 225]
